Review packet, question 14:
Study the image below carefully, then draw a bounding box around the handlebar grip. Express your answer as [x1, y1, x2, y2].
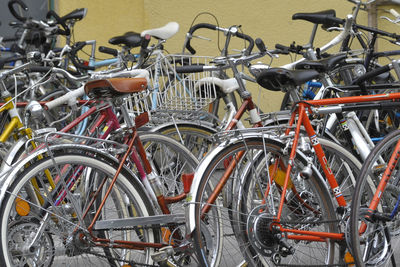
[45, 86, 85, 110]
[99, 46, 118, 57]
[8, 0, 28, 22]
[235, 31, 254, 56]
[255, 38, 267, 53]
[175, 65, 204, 73]
[276, 43, 300, 54]
[351, 65, 391, 85]
[275, 43, 289, 51]
[186, 23, 217, 55]
[390, 8, 400, 18]
[270, 49, 289, 55]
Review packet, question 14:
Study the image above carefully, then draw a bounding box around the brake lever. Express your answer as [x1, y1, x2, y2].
[326, 27, 344, 32]
[192, 35, 212, 41]
[380, 16, 400, 25]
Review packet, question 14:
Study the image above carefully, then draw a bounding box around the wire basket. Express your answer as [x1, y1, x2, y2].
[124, 88, 151, 117]
[146, 54, 218, 113]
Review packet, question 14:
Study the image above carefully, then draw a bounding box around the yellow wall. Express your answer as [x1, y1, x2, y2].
[57, 0, 400, 112]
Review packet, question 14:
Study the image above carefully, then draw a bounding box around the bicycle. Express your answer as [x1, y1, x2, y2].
[0, 71, 201, 266]
[185, 60, 400, 266]
[349, 130, 400, 266]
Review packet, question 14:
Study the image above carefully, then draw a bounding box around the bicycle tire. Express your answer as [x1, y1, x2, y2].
[350, 129, 400, 267]
[191, 136, 346, 266]
[0, 152, 159, 267]
[139, 132, 198, 206]
[155, 123, 216, 160]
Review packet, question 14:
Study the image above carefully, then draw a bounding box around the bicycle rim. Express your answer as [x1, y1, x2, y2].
[0, 153, 158, 267]
[193, 137, 338, 266]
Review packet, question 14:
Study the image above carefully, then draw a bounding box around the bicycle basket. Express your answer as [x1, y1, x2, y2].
[124, 87, 151, 117]
[146, 54, 218, 112]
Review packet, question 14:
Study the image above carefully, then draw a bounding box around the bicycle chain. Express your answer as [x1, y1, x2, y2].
[271, 218, 350, 267]
[277, 218, 342, 225]
[81, 248, 158, 267]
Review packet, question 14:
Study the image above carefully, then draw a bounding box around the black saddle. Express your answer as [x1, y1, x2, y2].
[292, 9, 343, 28]
[295, 54, 347, 72]
[61, 8, 87, 22]
[108, 32, 142, 48]
[257, 68, 320, 92]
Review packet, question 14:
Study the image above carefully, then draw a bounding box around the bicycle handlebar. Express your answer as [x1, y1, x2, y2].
[98, 46, 118, 57]
[175, 45, 271, 74]
[184, 23, 254, 56]
[45, 86, 85, 110]
[185, 23, 217, 54]
[8, 0, 28, 22]
[235, 31, 254, 56]
[69, 41, 95, 71]
[46, 10, 71, 36]
[275, 43, 303, 55]
[175, 65, 205, 73]
[390, 8, 400, 18]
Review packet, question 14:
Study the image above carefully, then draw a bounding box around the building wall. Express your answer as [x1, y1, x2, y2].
[57, 0, 400, 112]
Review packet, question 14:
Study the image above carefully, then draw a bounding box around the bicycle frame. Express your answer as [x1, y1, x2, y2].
[269, 92, 400, 241]
[2, 91, 196, 251]
[188, 90, 400, 246]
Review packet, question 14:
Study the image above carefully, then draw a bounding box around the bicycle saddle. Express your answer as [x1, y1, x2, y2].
[295, 54, 347, 72]
[292, 9, 342, 27]
[109, 32, 142, 48]
[141, 22, 179, 40]
[256, 68, 319, 92]
[84, 77, 147, 98]
[61, 8, 87, 22]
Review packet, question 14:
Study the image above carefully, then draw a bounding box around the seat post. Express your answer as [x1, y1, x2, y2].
[117, 98, 134, 128]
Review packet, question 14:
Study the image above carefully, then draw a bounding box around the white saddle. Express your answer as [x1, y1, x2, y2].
[141, 22, 179, 40]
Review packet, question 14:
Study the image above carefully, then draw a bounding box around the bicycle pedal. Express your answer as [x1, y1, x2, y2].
[151, 246, 177, 267]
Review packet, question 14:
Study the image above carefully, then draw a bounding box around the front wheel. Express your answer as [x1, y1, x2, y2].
[0, 152, 158, 267]
[350, 129, 400, 267]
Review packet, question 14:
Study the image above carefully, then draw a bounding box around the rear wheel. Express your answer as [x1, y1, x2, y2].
[192, 136, 340, 266]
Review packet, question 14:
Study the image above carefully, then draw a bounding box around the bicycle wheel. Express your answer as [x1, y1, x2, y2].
[350, 129, 400, 267]
[139, 132, 198, 204]
[155, 123, 216, 160]
[192, 136, 341, 266]
[0, 152, 159, 267]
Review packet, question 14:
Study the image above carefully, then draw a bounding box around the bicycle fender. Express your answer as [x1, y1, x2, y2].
[0, 143, 151, 208]
[185, 131, 283, 235]
[149, 120, 216, 133]
[0, 137, 27, 173]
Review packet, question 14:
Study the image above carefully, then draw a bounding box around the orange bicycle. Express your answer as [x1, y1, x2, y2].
[186, 62, 400, 266]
